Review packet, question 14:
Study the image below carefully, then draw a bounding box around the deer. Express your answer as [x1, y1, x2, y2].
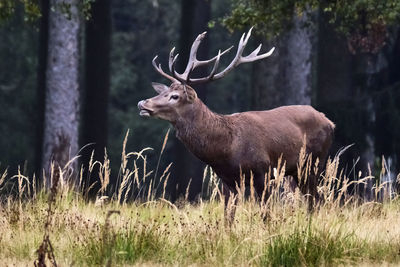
[138, 28, 335, 220]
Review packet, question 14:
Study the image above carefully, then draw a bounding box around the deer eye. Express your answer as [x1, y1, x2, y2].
[170, 95, 179, 100]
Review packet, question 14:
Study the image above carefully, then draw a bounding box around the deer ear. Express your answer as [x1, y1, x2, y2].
[151, 82, 169, 94]
[186, 87, 197, 102]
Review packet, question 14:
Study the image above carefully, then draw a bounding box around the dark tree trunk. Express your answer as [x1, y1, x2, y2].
[42, 0, 80, 187]
[372, 28, 400, 195]
[390, 29, 400, 176]
[316, 8, 356, 163]
[178, 0, 210, 100]
[35, 0, 49, 182]
[81, 0, 112, 193]
[170, 0, 211, 201]
[251, 12, 315, 110]
[316, 7, 376, 199]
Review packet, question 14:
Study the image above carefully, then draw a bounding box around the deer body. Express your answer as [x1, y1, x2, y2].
[138, 28, 335, 217]
[169, 95, 334, 193]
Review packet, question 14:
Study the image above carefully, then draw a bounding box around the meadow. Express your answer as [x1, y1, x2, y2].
[0, 133, 399, 266]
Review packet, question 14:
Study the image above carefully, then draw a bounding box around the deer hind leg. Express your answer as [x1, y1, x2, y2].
[305, 173, 319, 212]
[222, 182, 237, 226]
[292, 171, 319, 212]
[253, 172, 271, 222]
[292, 149, 323, 212]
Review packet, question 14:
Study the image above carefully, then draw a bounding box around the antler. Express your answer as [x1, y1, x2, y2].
[152, 27, 275, 85]
[152, 55, 180, 84]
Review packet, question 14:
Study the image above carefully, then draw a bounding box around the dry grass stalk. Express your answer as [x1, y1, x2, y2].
[78, 167, 84, 192]
[117, 164, 134, 203]
[261, 169, 271, 204]
[155, 163, 172, 192]
[0, 167, 7, 191]
[162, 173, 170, 199]
[117, 131, 152, 201]
[185, 178, 192, 201]
[153, 129, 170, 180]
[10, 166, 29, 227]
[98, 149, 110, 196]
[102, 210, 121, 267]
[121, 130, 129, 171]
[147, 179, 153, 201]
[250, 172, 255, 203]
[34, 163, 62, 267]
[123, 180, 133, 204]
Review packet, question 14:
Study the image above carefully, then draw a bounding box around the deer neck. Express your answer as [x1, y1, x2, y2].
[173, 99, 232, 164]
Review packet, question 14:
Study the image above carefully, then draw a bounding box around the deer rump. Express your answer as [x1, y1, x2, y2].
[180, 105, 335, 197]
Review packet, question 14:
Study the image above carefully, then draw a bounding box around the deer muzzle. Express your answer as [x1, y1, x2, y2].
[137, 100, 153, 117]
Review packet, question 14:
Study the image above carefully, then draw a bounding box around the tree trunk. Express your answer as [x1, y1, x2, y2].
[42, 0, 80, 187]
[251, 12, 315, 110]
[370, 28, 400, 196]
[35, 0, 49, 181]
[170, 0, 211, 201]
[316, 7, 376, 199]
[81, 0, 111, 192]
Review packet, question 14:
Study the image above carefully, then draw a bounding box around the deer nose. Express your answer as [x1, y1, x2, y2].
[138, 100, 145, 109]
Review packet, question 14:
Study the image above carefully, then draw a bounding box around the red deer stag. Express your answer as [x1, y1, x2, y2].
[138, 28, 335, 217]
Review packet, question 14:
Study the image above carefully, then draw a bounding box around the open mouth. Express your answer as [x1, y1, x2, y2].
[139, 108, 152, 117]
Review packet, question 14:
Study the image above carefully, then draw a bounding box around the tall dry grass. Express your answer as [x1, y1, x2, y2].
[0, 131, 399, 266]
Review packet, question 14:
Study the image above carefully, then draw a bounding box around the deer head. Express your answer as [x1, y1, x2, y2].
[137, 82, 198, 122]
[138, 27, 275, 122]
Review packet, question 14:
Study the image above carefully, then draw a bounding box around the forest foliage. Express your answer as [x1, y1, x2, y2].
[0, 0, 95, 21]
[223, 0, 400, 35]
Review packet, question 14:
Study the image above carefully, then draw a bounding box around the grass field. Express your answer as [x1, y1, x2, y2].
[0, 134, 399, 266]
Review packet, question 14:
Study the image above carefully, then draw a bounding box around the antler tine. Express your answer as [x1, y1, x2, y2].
[247, 43, 262, 58]
[207, 27, 274, 81]
[168, 47, 175, 72]
[243, 26, 253, 46]
[193, 46, 233, 69]
[169, 47, 180, 74]
[190, 50, 222, 84]
[242, 46, 275, 63]
[170, 53, 179, 75]
[178, 31, 208, 81]
[152, 55, 180, 83]
[209, 50, 222, 79]
[210, 27, 255, 80]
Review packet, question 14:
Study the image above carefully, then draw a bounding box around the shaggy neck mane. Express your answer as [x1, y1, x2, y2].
[173, 98, 233, 164]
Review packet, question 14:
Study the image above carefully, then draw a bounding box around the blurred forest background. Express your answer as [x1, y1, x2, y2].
[0, 0, 399, 200]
